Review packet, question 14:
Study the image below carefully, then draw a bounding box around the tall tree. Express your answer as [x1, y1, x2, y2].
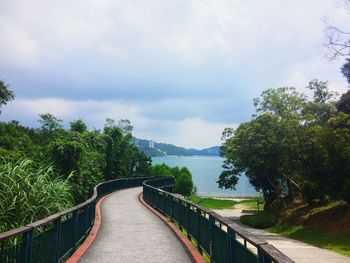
[219, 82, 350, 205]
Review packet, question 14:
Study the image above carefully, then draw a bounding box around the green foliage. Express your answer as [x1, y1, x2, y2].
[38, 113, 63, 133]
[336, 90, 350, 114]
[0, 115, 152, 226]
[48, 139, 83, 175]
[150, 163, 194, 197]
[0, 121, 39, 159]
[70, 119, 87, 133]
[0, 159, 74, 233]
[0, 80, 14, 114]
[103, 118, 147, 179]
[240, 202, 281, 228]
[174, 168, 194, 197]
[38, 113, 64, 144]
[151, 164, 174, 177]
[220, 80, 350, 205]
[0, 84, 153, 232]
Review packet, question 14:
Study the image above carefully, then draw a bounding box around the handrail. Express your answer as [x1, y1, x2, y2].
[143, 177, 295, 263]
[0, 176, 153, 262]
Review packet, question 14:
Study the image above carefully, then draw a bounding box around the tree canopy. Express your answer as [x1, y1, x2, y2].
[219, 80, 350, 205]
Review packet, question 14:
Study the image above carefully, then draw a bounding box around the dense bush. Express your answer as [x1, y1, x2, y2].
[151, 164, 194, 197]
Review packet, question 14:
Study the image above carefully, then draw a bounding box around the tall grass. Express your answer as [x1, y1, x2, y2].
[0, 159, 74, 233]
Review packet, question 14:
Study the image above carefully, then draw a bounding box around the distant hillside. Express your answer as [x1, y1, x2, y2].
[133, 138, 220, 157]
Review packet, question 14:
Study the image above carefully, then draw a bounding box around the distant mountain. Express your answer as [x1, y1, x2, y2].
[133, 138, 220, 157]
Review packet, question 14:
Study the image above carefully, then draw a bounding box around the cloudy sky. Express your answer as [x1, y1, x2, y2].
[1, 0, 349, 148]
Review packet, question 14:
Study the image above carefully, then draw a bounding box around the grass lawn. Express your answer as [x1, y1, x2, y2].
[238, 197, 265, 210]
[269, 224, 350, 256]
[188, 195, 237, 209]
[240, 200, 350, 257]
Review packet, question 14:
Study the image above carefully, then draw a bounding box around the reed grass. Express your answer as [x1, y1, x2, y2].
[0, 159, 74, 233]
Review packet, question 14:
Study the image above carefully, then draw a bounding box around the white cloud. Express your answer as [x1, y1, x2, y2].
[159, 117, 236, 148]
[1, 0, 350, 148]
[278, 55, 348, 95]
[0, 22, 41, 68]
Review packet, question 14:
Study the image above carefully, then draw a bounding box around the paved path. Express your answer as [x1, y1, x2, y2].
[214, 209, 350, 263]
[79, 187, 191, 263]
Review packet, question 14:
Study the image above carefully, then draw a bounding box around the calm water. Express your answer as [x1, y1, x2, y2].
[152, 156, 259, 197]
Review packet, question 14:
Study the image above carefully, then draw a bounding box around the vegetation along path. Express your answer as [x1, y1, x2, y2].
[79, 187, 191, 263]
[214, 209, 350, 263]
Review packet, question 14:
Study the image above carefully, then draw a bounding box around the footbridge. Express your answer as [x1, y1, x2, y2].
[0, 177, 293, 263]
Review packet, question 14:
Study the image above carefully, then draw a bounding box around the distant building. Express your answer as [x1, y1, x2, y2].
[149, 140, 155, 149]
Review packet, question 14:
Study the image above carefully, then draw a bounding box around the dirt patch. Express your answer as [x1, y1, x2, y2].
[306, 204, 350, 235]
[274, 200, 350, 235]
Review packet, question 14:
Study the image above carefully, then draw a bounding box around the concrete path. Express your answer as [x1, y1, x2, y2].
[214, 209, 350, 263]
[79, 187, 191, 263]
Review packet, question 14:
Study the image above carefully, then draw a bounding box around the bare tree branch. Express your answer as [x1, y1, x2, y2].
[324, 6, 350, 60]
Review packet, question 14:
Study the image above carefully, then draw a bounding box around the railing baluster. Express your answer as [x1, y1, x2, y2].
[258, 248, 271, 263]
[209, 215, 214, 261]
[52, 217, 62, 263]
[21, 229, 33, 263]
[227, 229, 235, 263]
[196, 209, 202, 254]
[73, 210, 79, 252]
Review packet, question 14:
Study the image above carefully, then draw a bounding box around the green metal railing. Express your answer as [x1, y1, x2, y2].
[0, 177, 152, 263]
[143, 177, 294, 263]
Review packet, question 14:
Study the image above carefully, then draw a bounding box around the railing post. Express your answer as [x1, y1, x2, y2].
[196, 209, 202, 254]
[73, 210, 79, 249]
[179, 201, 183, 232]
[84, 206, 89, 235]
[21, 229, 33, 263]
[227, 229, 235, 263]
[209, 215, 214, 261]
[52, 217, 62, 263]
[170, 195, 174, 221]
[186, 204, 191, 241]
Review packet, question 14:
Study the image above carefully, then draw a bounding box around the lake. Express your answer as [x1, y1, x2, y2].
[152, 156, 259, 197]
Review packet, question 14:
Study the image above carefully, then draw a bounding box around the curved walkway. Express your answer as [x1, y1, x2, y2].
[79, 187, 192, 263]
[214, 209, 350, 263]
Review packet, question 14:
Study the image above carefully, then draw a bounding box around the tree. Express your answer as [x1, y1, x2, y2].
[304, 80, 336, 124]
[0, 80, 14, 114]
[70, 119, 87, 133]
[118, 119, 133, 135]
[336, 90, 350, 114]
[174, 168, 194, 197]
[103, 118, 151, 180]
[38, 113, 63, 133]
[219, 82, 350, 205]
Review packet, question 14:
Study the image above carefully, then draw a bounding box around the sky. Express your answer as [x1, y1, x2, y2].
[0, 0, 349, 149]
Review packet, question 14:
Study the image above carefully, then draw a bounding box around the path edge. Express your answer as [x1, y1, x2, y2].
[66, 194, 109, 263]
[139, 193, 205, 263]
